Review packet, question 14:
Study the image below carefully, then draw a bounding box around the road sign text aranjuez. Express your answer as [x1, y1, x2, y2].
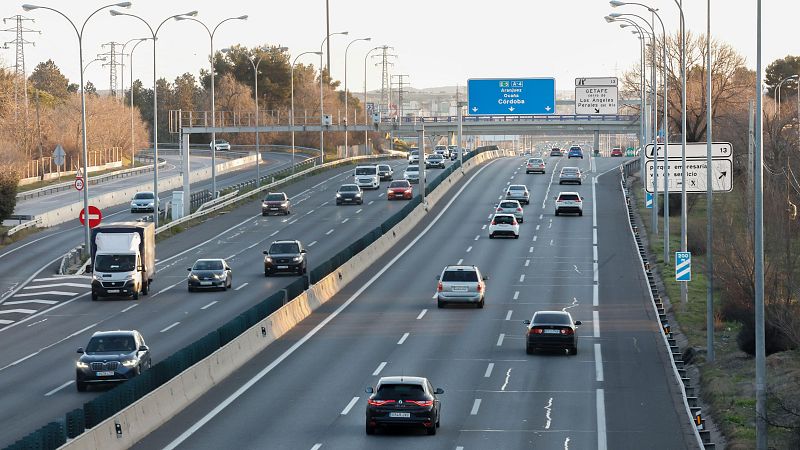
[467, 78, 556, 116]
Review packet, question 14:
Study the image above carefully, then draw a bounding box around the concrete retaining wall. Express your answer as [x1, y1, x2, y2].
[60, 150, 511, 450]
[18, 161, 125, 186]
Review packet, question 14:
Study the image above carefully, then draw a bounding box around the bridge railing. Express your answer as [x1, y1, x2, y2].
[382, 114, 639, 124]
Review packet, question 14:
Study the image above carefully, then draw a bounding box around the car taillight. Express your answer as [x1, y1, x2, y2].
[437, 282, 443, 292]
[511, 219, 518, 225]
[491, 220, 497, 225]
[529, 327, 544, 334]
[497, 207, 502, 212]
[517, 207, 522, 212]
[406, 400, 433, 407]
[477, 284, 482, 293]
[524, 192, 529, 196]
[575, 198, 582, 203]
[560, 328, 574, 335]
[368, 399, 396, 406]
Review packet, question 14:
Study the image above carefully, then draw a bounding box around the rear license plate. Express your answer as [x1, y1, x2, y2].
[389, 412, 411, 418]
[96, 371, 114, 376]
[200, 281, 212, 286]
[107, 289, 120, 293]
[452, 286, 468, 292]
[277, 265, 289, 269]
[544, 329, 561, 334]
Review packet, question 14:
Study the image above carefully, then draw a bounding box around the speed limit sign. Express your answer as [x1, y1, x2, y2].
[74, 177, 84, 191]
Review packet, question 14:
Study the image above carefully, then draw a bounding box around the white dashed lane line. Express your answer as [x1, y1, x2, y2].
[397, 333, 410, 345]
[416, 309, 427, 320]
[513, 291, 519, 300]
[466, 246, 472, 252]
[325, 229, 334, 235]
[235, 283, 248, 291]
[308, 241, 318, 247]
[496, 333, 505, 346]
[470, 399, 482, 415]
[372, 362, 387, 376]
[44, 380, 74, 397]
[524, 259, 530, 267]
[342, 218, 349, 224]
[457, 258, 463, 265]
[519, 274, 525, 282]
[484, 363, 494, 378]
[120, 304, 138, 313]
[341, 396, 360, 415]
[201, 301, 218, 310]
[474, 235, 480, 241]
[160, 322, 180, 333]
[505, 310, 513, 320]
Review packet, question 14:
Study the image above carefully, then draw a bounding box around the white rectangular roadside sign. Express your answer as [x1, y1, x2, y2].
[645, 159, 733, 193]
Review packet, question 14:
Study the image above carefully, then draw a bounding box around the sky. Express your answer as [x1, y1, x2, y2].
[3, 0, 799, 98]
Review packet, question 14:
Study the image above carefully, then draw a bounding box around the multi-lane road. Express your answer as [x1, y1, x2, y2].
[118, 154, 696, 450]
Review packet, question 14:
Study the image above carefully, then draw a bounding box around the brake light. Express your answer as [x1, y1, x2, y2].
[511, 219, 518, 225]
[497, 207, 502, 212]
[517, 207, 522, 212]
[560, 328, 574, 335]
[491, 220, 497, 225]
[368, 399, 396, 406]
[406, 400, 433, 407]
[477, 284, 482, 293]
[529, 327, 544, 334]
[437, 282, 443, 292]
[575, 198, 582, 203]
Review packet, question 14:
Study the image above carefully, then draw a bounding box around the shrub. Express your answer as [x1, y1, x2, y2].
[0, 171, 18, 222]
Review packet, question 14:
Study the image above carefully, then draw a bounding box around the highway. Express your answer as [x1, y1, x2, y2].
[124, 155, 697, 450]
[0, 156, 430, 447]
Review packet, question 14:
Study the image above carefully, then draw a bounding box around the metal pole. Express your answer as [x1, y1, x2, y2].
[705, 0, 715, 362]
[457, 100, 464, 173]
[676, 0, 688, 306]
[152, 37, 159, 226]
[210, 35, 217, 198]
[754, 2, 767, 447]
[129, 38, 146, 168]
[325, 0, 330, 72]
[252, 56, 260, 187]
[291, 58, 296, 172]
[419, 126, 426, 210]
[650, 25, 658, 236]
[364, 46, 380, 154]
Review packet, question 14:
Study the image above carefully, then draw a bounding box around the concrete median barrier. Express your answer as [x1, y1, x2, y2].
[60, 149, 513, 450]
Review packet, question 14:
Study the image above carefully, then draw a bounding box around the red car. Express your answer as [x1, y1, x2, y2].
[387, 180, 413, 200]
[610, 148, 624, 157]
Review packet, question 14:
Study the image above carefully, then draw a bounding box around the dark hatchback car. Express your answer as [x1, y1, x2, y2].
[377, 163, 394, 181]
[75, 330, 151, 392]
[187, 258, 232, 291]
[263, 240, 307, 276]
[550, 147, 563, 157]
[262, 192, 291, 216]
[336, 184, 364, 205]
[524, 311, 582, 355]
[366, 376, 443, 435]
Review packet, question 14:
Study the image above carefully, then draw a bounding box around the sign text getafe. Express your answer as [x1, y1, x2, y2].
[575, 77, 618, 115]
[467, 78, 556, 116]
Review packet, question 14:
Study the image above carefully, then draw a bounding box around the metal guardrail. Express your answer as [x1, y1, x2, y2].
[383, 114, 640, 124]
[196, 190, 239, 213]
[6, 217, 42, 236]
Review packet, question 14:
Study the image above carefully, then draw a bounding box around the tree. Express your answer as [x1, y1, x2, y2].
[765, 55, 800, 99]
[83, 81, 98, 97]
[28, 59, 70, 100]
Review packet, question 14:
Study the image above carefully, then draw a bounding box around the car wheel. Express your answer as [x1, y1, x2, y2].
[188, 286, 193, 292]
[132, 289, 139, 300]
[555, 210, 559, 216]
[579, 211, 583, 216]
[91, 291, 98, 301]
[76, 381, 87, 392]
[262, 212, 267, 216]
[437, 299, 445, 309]
[559, 181, 563, 185]
[519, 217, 523, 223]
[514, 234, 519, 239]
[142, 280, 149, 295]
[264, 269, 270, 277]
[477, 298, 484, 308]
[427, 424, 437, 435]
[302, 265, 307, 275]
[366, 423, 376, 435]
[569, 346, 578, 355]
[526, 345, 535, 355]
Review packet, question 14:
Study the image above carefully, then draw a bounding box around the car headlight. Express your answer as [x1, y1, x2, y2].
[355, 193, 362, 197]
[121, 359, 138, 367]
[292, 256, 302, 262]
[124, 274, 135, 281]
[92, 274, 103, 281]
[189, 274, 198, 280]
[265, 257, 272, 262]
[212, 273, 221, 279]
[76, 361, 89, 369]
[130, 201, 136, 206]
[336, 193, 342, 197]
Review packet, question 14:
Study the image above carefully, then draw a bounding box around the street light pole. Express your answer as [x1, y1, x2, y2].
[319, 31, 348, 164]
[754, 1, 767, 447]
[110, 9, 199, 228]
[291, 51, 323, 172]
[176, 15, 248, 198]
[128, 38, 149, 168]
[776, 75, 798, 121]
[364, 46, 382, 154]
[673, 0, 689, 307]
[23, 1, 132, 256]
[343, 37, 371, 158]
[705, 0, 715, 362]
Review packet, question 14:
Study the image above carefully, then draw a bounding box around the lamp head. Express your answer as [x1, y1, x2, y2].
[604, 16, 616, 23]
[363, 37, 372, 41]
[109, 9, 125, 16]
[609, 1, 626, 7]
[236, 15, 248, 20]
[619, 23, 630, 28]
[21, 4, 40, 11]
[609, 12, 622, 18]
[115, 2, 132, 8]
[339, 31, 349, 36]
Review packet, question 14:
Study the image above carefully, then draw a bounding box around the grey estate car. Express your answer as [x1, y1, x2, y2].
[435, 265, 487, 309]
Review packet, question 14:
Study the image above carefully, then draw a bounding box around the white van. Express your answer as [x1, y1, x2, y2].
[354, 165, 379, 189]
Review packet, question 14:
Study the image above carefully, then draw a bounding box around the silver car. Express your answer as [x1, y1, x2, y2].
[506, 184, 530, 205]
[436, 265, 487, 309]
[559, 167, 582, 185]
[496, 200, 524, 222]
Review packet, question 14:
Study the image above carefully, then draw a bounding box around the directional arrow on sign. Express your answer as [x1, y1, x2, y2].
[594, 108, 600, 113]
[545, 106, 551, 112]
[472, 107, 478, 112]
[508, 106, 515, 112]
[719, 171, 727, 180]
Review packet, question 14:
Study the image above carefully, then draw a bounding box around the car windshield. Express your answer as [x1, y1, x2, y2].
[94, 254, 136, 273]
[559, 194, 580, 201]
[265, 194, 285, 202]
[133, 192, 154, 200]
[410, 151, 418, 155]
[340, 185, 359, 192]
[528, 159, 542, 164]
[534, 313, 572, 325]
[193, 260, 223, 271]
[429, 155, 442, 159]
[442, 270, 479, 282]
[494, 215, 515, 224]
[406, 166, 419, 172]
[375, 383, 425, 400]
[499, 202, 518, 208]
[561, 169, 578, 174]
[86, 335, 136, 353]
[356, 167, 376, 175]
[509, 186, 526, 191]
[378, 165, 390, 171]
[390, 181, 410, 188]
[270, 243, 299, 254]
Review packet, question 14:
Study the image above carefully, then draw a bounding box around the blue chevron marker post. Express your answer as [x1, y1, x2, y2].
[645, 192, 653, 209]
[675, 252, 691, 282]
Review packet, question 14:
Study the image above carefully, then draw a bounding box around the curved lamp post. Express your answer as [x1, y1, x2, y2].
[319, 31, 347, 164]
[363, 46, 383, 153]
[343, 37, 370, 157]
[291, 51, 323, 171]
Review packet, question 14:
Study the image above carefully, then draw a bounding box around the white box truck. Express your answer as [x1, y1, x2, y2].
[90, 222, 155, 301]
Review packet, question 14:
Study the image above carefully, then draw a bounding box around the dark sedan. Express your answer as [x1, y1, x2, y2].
[264, 240, 307, 276]
[366, 376, 443, 435]
[75, 330, 151, 392]
[524, 311, 582, 355]
[336, 184, 363, 205]
[187, 258, 232, 291]
[262, 192, 291, 216]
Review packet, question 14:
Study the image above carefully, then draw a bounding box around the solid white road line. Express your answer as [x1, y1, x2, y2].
[308, 241, 318, 247]
[470, 399, 482, 415]
[496, 334, 505, 346]
[325, 229, 334, 235]
[44, 380, 74, 397]
[592, 177, 598, 228]
[120, 304, 138, 313]
[341, 396, 360, 415]
[311, 444, 322, 450]
[2, 299, 58, 306]
[288, 219, 298, 225]
[269, 230, 279, 237]
[201, 301, 218, 310]
[235, 283, 248, 291]
[505, 310, 513, 321]
[160, 160, 501, 450]
[597, 389, 608, 450]
[513, 291, 519, 300]
[417, 309, 428, 320]
[484, 362, 494, 378]
[160, 322, 180, 333]
[372, 362, 387, 376]
[593, 310, 600, 338]
[594, 344, 604, 382]
[397, 333, 410, 345]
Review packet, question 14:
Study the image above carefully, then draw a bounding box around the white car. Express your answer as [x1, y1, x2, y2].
[496, 200, 524, 223]
[404, 164, 420, 184]
[554, 191, 584, 216]
[488, 213, 520, 239]
[506, 184, 530, 205]
[354, 165, 379, 189]
[210, 139, 230, 151]
[408, 149, 420, 163]
[434, 145, 449, 158]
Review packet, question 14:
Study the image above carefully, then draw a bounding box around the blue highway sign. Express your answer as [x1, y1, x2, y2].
[467, 78, 556, 116]
[675, 252, 691, 282]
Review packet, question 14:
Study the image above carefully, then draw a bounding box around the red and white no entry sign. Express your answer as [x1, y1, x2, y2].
[74, 177, 84, 191]
[79, 206, 102, 228]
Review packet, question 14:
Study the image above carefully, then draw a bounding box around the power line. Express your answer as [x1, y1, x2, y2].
[2, 14, 39, 120]
[372, 46, 396, 116]
[98, 42, 123, 97]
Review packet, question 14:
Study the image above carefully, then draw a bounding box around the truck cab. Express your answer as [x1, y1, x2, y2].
[90, 223, 155, 301]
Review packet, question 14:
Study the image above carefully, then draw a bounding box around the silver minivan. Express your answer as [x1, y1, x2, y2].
[435, 265, 487, 309]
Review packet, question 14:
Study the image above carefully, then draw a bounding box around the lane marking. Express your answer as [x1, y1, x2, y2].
[470, 399, 482, 415]
[160, 322, 180, 333]
[539, 214, 543, 220]
[368, 200, 374, 205]
[325, 229, 334, 235]
[26, 318, 47, 327]
[44, 380, 74, 397]
[342, 218, 349, 224]
[372, 362, 387, 376]
[235, 283, 248, 291]
[22, 282, 88, 289]
[544, 397, 553, 429]
[457, 258, 463, 265]
[594, 344, 604, 382]
[201, 301, 218, 310]
[269, 230, 279, 237]
[481, 224, 487, 230]
[484, 363, 494, 378]
[550, 239, 554, 246]
[501, 368, 512, 390]
[519, 274, 525, 282]
[536, 224, 540, 231]
[474, 235, 480, 241]
[466, 246, 473, 252]
[597, 389, 608, 450]
[533, 236, 537, 242]
[159, 159, 502, 450]
[593, 285, 599, 307]
[397, 332, 410, 345]
[308, 241, 318, 247]
[12, 291, 76, 298]
[593, 229, 597, 245]
[356, 208, 362, 214]
[513, 291, 519, 300]
[120, 304, 138, 313]
[496, 333, 505, 346]
[524, 259, 530, 267]
[288, 219, 298, 225]
[593, 310, 600, 338]
[505, 310, 513, 321]
[0, 308, 36, 315]
[311, 444, 322, 450]
[529, 246, 534, 253]
[593, 245, 598, 262]
[341, 396, 360, 415]
[592, 177, 598, 228]
[416, 309, 427, 320]
[2, 299, 58, 306]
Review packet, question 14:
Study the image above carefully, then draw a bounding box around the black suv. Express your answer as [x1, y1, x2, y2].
[262, 192, 290, 216]
[365, 376, 443, 435]
[75, 330, 151, 392]
[263, 240, 307, 276]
